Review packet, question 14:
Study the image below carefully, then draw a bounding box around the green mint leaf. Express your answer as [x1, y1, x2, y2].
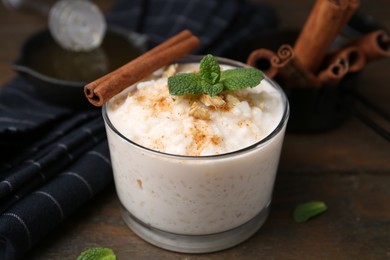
[201, 81, 224, 96]
[199, 54, 221, 85]
[77, 247, 116, 260]
[220, 68, 263, 91]
[167, 54, 263, 96]
[293, 201, 328, 223]
[168, 73, 202, 95]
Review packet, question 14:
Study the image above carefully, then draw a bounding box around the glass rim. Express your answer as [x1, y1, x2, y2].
[102, 55, 290, 160]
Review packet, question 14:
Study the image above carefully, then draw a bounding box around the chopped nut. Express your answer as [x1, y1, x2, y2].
[199, 94, 226, 108]
[225, 94, 240, 106]
[190, 102, 210, 120]
[258, 102, 265, 110]
[162, 64, 178, 77]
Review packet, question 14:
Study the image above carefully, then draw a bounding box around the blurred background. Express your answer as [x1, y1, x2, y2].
[1, 0, 389, 85]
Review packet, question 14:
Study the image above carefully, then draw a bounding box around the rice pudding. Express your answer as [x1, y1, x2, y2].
[103, 55, 289, 252]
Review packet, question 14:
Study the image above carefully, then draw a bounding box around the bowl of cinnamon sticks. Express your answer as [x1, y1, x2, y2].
[245, 0, 390, 133]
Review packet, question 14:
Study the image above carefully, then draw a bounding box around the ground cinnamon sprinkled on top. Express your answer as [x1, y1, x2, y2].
[107, 63, 283, 156]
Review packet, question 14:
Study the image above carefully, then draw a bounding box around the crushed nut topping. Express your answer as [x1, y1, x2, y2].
[162, 64, 178, 77]
[189, 101, 210, 120]
[225, 94, 240, 107]
[199, 94, 226, 108]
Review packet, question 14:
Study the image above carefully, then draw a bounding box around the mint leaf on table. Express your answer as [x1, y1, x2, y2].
[293, 201, 328, 223]
[77, 247, 116, 260]
[168, 54, 263, 96]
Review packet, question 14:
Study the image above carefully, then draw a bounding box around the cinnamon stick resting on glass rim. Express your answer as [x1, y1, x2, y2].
[84, 30, 200, 107]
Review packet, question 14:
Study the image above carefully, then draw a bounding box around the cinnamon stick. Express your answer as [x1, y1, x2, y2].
[246, 48, 278, 78]
[84, 30, 200, 106]
[353, 29, 390, 61]
[272, 44, 319, 88]
[340, 0, 360, 29]
[271, 44, 295, 68]
[317, 57, 349, 85]
[294, 0, 349, 73]
[329, 45, 366, 73]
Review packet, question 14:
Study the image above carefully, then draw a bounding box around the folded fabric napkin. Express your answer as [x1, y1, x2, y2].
[0, 78, 113, 260]
[0, 1, 278, 259]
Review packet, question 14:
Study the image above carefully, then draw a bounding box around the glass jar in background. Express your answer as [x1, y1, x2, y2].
[2, 0, 106, 51]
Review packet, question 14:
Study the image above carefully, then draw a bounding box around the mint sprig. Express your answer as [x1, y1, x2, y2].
[168, 54, 263, 96]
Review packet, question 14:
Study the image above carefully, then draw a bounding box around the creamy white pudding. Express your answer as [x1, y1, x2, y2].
[103, 55, 289, 252]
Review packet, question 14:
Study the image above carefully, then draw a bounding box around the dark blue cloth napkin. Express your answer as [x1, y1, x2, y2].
[0, 78, 113, 260]
[0, 1, 278, 259]
[106, 0, 279, 56]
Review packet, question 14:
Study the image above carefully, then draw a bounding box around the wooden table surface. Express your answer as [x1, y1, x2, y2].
[1, 1, 390, 259]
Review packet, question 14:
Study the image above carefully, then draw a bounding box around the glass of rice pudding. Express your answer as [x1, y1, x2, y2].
[102, 55, 289, 253]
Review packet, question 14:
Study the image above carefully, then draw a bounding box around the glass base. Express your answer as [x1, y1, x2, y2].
[120, 204, 270, 253]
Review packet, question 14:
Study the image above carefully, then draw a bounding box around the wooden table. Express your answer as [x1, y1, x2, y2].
[1, 1, 389, 259]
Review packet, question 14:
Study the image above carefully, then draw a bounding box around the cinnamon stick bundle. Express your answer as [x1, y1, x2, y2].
[294, 0, 360, 73]
[84, 30, 200, 106]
